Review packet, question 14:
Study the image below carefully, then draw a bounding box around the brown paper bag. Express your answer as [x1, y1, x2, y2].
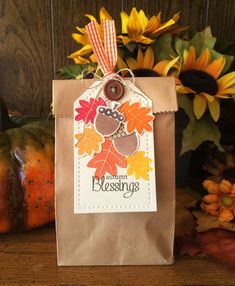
[53, 77, 177, 265]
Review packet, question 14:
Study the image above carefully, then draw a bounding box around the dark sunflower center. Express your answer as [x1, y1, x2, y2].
[179, 69, 218, 95]
[223, 168, 235, 184]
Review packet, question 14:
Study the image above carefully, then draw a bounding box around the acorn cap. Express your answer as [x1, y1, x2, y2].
[110, 123, 127, 140]
[98, 106, 124, 122]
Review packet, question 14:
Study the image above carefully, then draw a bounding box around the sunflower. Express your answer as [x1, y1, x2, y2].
[117, 46, 179, 77]
[118, 8, 186, 45]
[174, 46, 235, 121]
[68, 7, 112, 64]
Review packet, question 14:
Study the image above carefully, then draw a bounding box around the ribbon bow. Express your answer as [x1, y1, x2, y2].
[86, 20, 117, 77]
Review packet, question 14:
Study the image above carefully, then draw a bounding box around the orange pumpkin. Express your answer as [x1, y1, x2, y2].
[0, 99, 54, 233]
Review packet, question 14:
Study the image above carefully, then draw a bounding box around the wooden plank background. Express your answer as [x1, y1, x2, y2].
[0, 0, 235, 117]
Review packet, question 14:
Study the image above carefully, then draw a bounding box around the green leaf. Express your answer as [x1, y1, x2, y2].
[215, 41, 235, 72]
[152, 33, 177, 62]
[125, 42, 138, 53]
[174, 27, 234, 72]
[190, 27, 217, 51]
[178, 94, 222, 154]
[175, 27, 216, 61]
[56, 63, 96, 79]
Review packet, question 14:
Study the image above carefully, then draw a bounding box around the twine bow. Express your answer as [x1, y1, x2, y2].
[86, 20, 117, 77]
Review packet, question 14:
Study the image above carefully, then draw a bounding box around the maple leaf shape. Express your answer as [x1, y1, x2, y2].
[75, 127, 104, 157]
[87, 139, 127, 179]
[127, 151, 152, 180]
[176, 229, 235, 269]
[118, 101, 154, 134]
[75, 97, 106, 124]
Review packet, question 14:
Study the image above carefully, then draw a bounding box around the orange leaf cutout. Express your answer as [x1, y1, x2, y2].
[87, 139, 127, 178]
[75, 127, 104, 157]
[118, 101, 154, 134]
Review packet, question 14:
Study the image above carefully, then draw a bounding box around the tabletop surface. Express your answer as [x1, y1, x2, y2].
[1, 224, 235, 286]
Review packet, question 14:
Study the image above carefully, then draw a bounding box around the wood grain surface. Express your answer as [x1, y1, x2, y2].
[0, 0, 235, 115]
[52, 0, 123, 72]
[208, 0, 235, 42]
[0, 0, 53, 117]
[0, 224, 235, 286]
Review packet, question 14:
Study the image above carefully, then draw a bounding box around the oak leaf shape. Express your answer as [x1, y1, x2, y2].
[75, 97, 106, 124]
[75, 127, 104, 157]
[127, 151, 152, 180]
[87, 139, 127, 178]
[118, 101, 154, 134]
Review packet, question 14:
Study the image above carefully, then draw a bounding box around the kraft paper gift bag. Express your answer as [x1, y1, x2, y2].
[53, 76, 178, 266]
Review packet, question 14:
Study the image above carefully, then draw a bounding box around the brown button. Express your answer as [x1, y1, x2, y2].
[103, 79, 124, 101]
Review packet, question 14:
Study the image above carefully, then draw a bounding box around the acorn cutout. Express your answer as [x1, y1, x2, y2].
[95, 104, 124, 137]
[111, 123, 138, 156]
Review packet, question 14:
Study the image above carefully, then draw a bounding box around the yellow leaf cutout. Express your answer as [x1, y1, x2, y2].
[75, 127, 104, 157]
[127, 151, 152, 180]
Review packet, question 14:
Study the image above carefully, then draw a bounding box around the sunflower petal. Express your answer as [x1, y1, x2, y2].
[85, 14, 96, 22]
[117, 35, 131, 45]
[195, 48, 211, 70]
[217, 71, 235, 91]
[203, 93, 215, 103]
[172, 12, 180, 23]
[100, 7, 112, 21]
[144, 15, 159, 34]
[137, 48, 144, 67]
[208, 100, 220, 122]
[139, 9, 148, 29]
[68, 45, 92, 58]
[170, 25, 190, 35]
[72, 33, 89, 46]
[216, 94, 231, 99]
[177, 85, 195, 94]
[162, 56, 179, 76]
[143, 47, 154, 69]
[117, 56, 128, 71]
[206, 56, 226, 79]
[126, 57, 138, 70]
[151, 13, 179, 36]
[90, 53, 97, 62]
[194, 94, 207, 119]
[153, 60, 169, 75]
[120, 11, 129, 34]
[183, 49, 189, 65]
[133, 35, 153, 44]
[217, 87, 235, 95]
[73, 56, 91, 64]
[76, 27, 87, 34]
[185, 46, 196, 69]
[127, 8, 143, 38]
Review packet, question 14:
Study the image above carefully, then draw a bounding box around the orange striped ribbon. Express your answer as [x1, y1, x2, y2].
[86, 20, 117, 76]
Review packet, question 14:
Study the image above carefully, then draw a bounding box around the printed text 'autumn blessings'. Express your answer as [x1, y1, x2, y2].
[92, 176, 140, 198]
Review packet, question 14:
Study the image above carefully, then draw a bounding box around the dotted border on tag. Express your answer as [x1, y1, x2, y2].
[74, 85, 153, 211]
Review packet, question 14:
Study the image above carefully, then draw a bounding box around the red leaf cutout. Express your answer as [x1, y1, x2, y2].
[75, 97, 106, 124]
[87, 139, 127, 178]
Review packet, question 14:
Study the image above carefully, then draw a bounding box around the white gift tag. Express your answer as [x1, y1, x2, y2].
[74, 80, 157, 213]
